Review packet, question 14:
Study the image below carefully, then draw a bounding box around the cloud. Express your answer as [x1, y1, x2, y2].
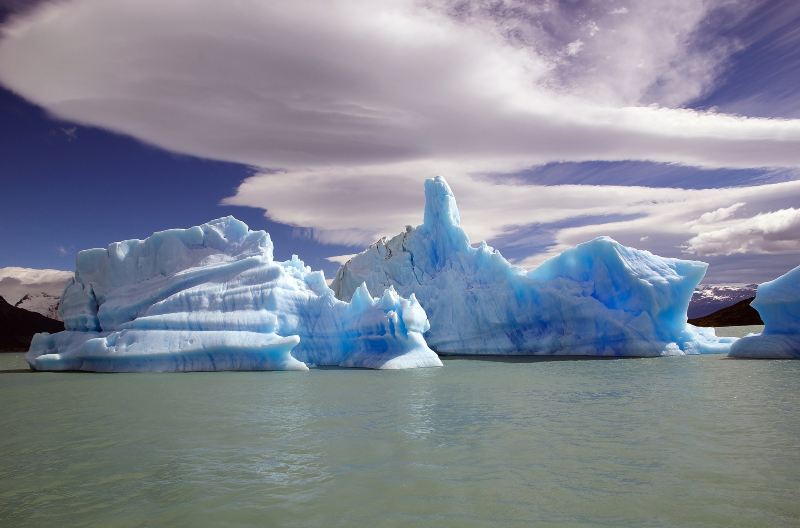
[565, 40, 584, 57]
[1, 0, 800, 171]
[224, 163, 800, 264]
[449, 0, 751, 107]
[325, 253, 356, 265]
[59, 125, 77, 141]
[696, 1, 800, 118]
[685, 207, 800, 256]
[506, 177, 800, 270]
[695, 202, 745, 224]
[2, 0, 799, 284]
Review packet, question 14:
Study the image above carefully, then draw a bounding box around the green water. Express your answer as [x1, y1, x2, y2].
[1, 343, 799, 527]
[713, 325, 764, 338]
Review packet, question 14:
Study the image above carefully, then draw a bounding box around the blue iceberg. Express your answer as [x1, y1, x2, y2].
[27, 217, 441, 371]
[332, 176, 733, 356]
[729, 264, 800, 359]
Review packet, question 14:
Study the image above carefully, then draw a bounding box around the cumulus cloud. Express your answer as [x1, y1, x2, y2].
[685, 208, 800, 256]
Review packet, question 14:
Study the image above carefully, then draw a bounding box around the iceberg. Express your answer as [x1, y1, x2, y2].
[728, 265, 800, 359]
[332, 176, 733, 356]
[26, 217, 441, 371]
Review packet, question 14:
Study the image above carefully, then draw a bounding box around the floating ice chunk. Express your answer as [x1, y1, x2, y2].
[28, 330, 306, 372]
[332, 176, 732, 356]
[729, 265, 800, 359]
[27, 217, 441, 371]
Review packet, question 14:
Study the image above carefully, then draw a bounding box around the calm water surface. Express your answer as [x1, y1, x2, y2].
[1, 337, 798, 527]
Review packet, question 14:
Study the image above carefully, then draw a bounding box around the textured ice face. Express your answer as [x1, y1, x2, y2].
[332, 177, 734, 356]
[729, 265, 800, 359]
[27, 217, 442, 371]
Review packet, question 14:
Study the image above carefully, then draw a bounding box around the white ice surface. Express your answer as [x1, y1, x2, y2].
[729, 264, 800, 359]
[332, 176, 734, 357]
[27, 217, 441, 371]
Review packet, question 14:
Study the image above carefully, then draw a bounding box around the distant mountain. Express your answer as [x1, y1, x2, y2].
[688, 283, 758, 319]
[0, 295, 64, 352]
[0, 267, 72, 320]
[688, 297, 763, 327]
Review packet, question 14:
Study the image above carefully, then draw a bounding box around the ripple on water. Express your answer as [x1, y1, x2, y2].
[0, 353, 799, 527]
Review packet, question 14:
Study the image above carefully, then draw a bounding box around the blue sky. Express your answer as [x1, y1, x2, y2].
[0, 85, 355, 276]
[1, 0, 800, 284]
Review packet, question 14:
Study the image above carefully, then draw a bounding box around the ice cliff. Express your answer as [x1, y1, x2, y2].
[332, 176, 733, 357]
[26, 217, 441, 371]
[729, 264, 800, 359]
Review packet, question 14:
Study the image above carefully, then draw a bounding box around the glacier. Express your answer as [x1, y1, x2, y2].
[728, 264, 800, 359]
[26, 217, 442, 372]
[332, 176, 734, 357]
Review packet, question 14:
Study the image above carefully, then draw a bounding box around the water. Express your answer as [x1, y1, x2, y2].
[2, 339, 799, 527]
[713, 325, 764, 338]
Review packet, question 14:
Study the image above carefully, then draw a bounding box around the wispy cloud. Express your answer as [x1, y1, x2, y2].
[325, 254, 356, 265]
[56, 244, 71, 256]
[60, 125, 77, 141]
[695, 202, 746, 224]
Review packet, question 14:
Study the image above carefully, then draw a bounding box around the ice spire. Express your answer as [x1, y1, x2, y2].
[420, 177, 470, 261]
[423, 176, 462, 228]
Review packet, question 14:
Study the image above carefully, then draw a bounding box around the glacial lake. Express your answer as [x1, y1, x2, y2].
[2, 326, 799, 528]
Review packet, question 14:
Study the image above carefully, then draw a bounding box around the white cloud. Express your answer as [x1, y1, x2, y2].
[224, 163, 800, 268]
[1, 0, 799, 171]
[325, 253, 357, 265]
[685, 208, 800, 256]
[565, 39, 584, 56]
[695, 202, 745, 224]
[508, 178, 800, 269]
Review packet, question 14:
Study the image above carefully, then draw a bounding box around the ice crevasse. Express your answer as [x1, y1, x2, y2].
[332, 176, 734, 357]
[729, 264, 800, 359]
[26, 217, 442, 371]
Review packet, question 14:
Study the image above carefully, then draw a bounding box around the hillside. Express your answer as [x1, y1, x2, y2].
[0, 267, 72, 320]
[688, 297, 763, 327]
[688, 284, 758, 319]
[0, 295, 64, 352]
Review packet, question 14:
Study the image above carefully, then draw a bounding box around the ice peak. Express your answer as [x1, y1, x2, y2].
[423, 176, 461, 229]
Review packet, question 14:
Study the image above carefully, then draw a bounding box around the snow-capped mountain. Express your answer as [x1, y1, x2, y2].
[0, 267, 73, 320]
[688, 284, 758, 319]
[0, 295, 64, 351]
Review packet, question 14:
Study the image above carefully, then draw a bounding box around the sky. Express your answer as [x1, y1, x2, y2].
[1, 0, 799, 284]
